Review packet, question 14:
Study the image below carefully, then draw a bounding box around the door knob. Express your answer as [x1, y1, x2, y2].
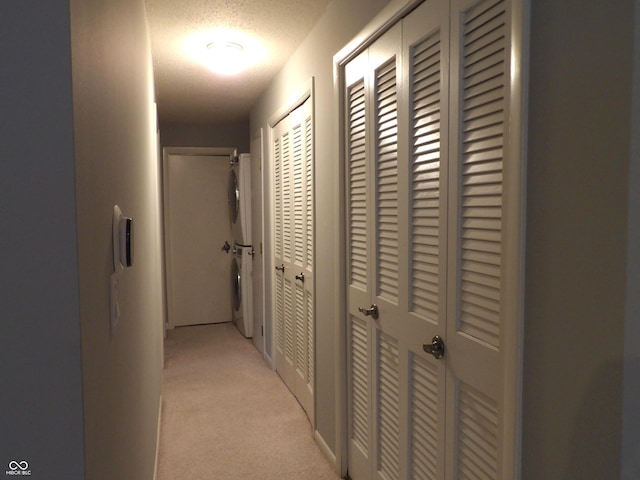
[275, 264, 285, 272]
[423, 335, 445, 359]
[358, 304, 379, 319]
[295, 273, 305, 282]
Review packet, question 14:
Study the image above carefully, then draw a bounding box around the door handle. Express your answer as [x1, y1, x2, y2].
[295, 273, 305, 282]
[275, 264, 285, 272]
[358, 304, 378, 319]
[423, 335, 445, 359]
[221, 241, 231, 253]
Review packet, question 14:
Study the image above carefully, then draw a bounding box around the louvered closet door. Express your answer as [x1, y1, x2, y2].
[345, 0, 518, 478]
[273, 97, 315, 421]
[347, 4, 450, 478]
[289, 97, 314, 419]
[274, 116, 295, 392]
[401, 1, 450, 479]
[346, 23, 407, 480]
[445, 0, 513, 477]
[345, 45, 372, 480]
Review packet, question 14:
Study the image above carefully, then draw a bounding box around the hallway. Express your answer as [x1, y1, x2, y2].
[157, 323, 340, 479]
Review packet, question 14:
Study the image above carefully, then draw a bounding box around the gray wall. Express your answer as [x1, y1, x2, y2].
[1, 1, 164, 479]
[623, 3, 640, 477]
[0, 3, 85, 478]
[70, 0, 164, 479]
[523, 0, 635, 477]
[159, 120, 249, 152]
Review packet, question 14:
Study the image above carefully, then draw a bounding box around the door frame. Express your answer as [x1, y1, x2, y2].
[162, 146, 236, 330]
[332, 0, 530, 476]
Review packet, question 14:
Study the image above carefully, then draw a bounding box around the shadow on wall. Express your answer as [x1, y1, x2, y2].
[566, 358, 638, 479]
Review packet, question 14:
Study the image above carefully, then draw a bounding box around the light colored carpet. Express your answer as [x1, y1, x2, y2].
[157, 322, 341, 480]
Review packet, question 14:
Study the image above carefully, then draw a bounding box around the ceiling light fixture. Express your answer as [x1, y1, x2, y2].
[206, 41, 245, 75]
[184, 29, 266, 76]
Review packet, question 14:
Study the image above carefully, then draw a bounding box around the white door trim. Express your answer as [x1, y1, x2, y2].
[162, 146, 236, 330]
[332, 0, 529, 477]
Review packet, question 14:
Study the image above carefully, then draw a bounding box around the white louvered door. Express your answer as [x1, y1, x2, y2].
[345, 45, 372, 480]
[445, 0, 512, 477]
[346, 22, 408, 480]
[273, 97, 314, 420]
[403, 2, 450, 479]
[345, 0, 520, 478]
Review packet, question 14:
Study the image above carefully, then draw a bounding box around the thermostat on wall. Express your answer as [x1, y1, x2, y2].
[113, 205, 134, 270]
[110, 205, 134, 334]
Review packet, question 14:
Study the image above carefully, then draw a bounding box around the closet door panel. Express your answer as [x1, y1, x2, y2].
[346, 48, 374, 480]
[369, 24, 403, 480]
[447, 0, 511, 477]
[402, 1, 450, 478]
[343, 0, 523, 478]
[291, 98, 314, 418]
[274, 119, 295, 390]
[273, 97, 315, 421]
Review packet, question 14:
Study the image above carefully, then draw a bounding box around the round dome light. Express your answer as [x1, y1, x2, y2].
[206, 41, 245, 75]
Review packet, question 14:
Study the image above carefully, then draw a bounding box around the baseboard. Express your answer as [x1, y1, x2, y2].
[263, 351, 275, 370]
[314, 429, 338, 475]
[153, 395, 163, 480]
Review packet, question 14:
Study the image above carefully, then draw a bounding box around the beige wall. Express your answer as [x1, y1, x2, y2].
[71, 0, 164, 479]
[159, 120, 250, 152]
[623, 3, 640, 477]
[523, 0, 635, 477]
[252, 0, 640, 474]
[0, 3, 85, 477]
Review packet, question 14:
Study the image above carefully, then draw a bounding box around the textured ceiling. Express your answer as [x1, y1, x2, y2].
[145, 0, 332, 123]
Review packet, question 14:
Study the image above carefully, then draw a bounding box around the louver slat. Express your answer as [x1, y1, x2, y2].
[284, 278, 295, 362]
[410, 353, 439, 480]
[458, 0, 506, 348]
[295, 282, 306, 374]
[276, 272, 284, 354]
[457, 382, 498, 479]
[293, 124, 304, 266]
[350, 316, 369, 454]
[377, 333, 400, 480]
[410, 31, 441, 322]
[307, 291, 314, 389]
[282, 132, 292, 262]
[376, 59, 399, 303]
[274, 138, 282, 258]
[305, 116, 313, 270]
[348, 80, 368, 289]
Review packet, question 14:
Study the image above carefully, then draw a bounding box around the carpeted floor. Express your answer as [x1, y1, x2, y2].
[157, 322, 341, 480]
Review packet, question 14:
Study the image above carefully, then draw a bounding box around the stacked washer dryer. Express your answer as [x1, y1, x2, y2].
[228, 152, 253, 338]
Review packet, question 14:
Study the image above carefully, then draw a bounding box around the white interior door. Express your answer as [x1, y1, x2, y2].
[165, 152, 233, 328]
[344, 0, 522, 478]
[272, 96, 315, 420]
